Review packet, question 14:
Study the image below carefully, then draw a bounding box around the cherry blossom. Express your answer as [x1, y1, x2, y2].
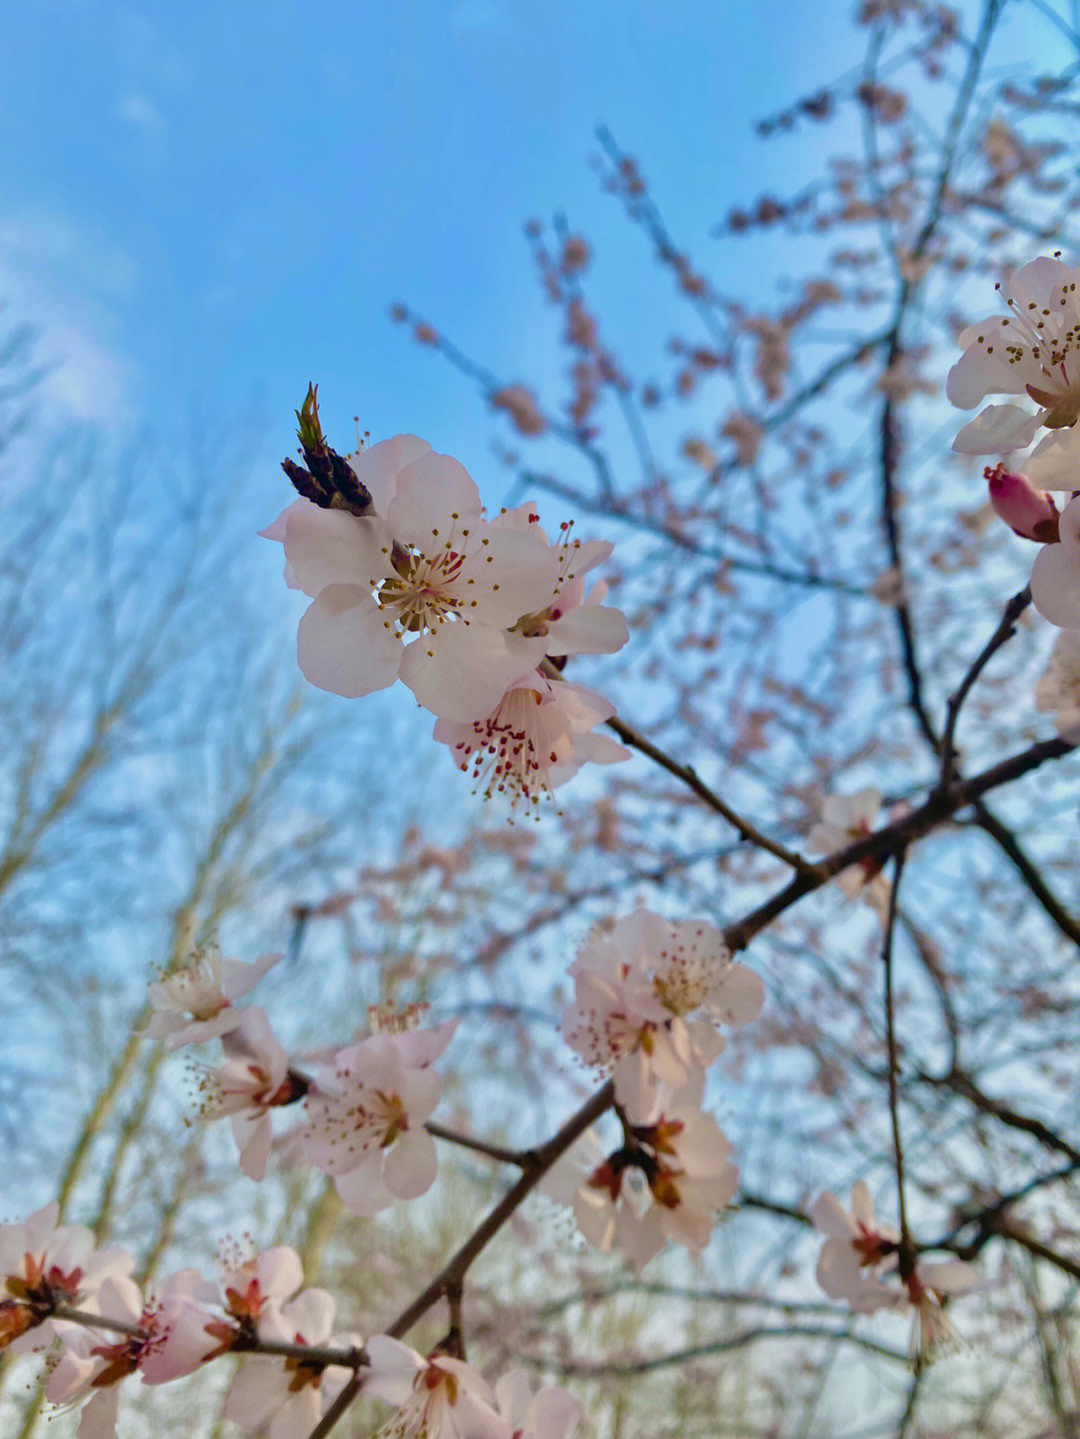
[811, 1185, 978, 1366]
[806, 788, 891, 916]
[570, 1091, 739, 1273]
[562, 909, 763, 1108]
[433, 671, 629, 807]
[492, 502, 629, 660]
[949, 255, 1080, 459]
[1034, 628, 1080, 740]
[264, 440, 561, 722]
[1031, 494, 1080, 628]
[809, 1182, 901, 1313]
[144, 944, 281, 1049]
[364, 1335, 509, 1439]
[492, 1369, 581, 1439]
[193, 1008, 304, 1180]
[46, 1269, 218, 1438]
[223, 1287, 360, 1439]
[0, 1204, 135, 1356]
[300, 1024, 456, 1213]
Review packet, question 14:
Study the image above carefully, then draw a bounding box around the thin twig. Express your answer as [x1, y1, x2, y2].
[938, 587, 1032, 791]
[882, 850, 913, 1267]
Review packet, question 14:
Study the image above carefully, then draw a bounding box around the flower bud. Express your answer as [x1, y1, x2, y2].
[985, 463, 1060, 543]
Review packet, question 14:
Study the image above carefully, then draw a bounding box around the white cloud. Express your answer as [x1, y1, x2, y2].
[0, 210, 136, 433]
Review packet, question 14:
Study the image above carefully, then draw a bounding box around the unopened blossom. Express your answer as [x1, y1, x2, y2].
[1031, 494, 1080, 628]
[300, 1024, 456, 1213]
[194, 1008, 303, 1180]
[949, 255, 1080, 461]
[365, 1334, 509, 1439]
[144, 945, 281, 1049]
[224, 1288, 360, 1439]
[0, 1204, 134, 1356]
[433, 671, 629, 808]
[571, 1093, 739, 1273]
[810, 1182, 901, 1313]
[562, 909, 763, 1109]
[1034, 628, 1080, 740]
[264, 440, 560, 722]
[493, 1369, 581, 1439]
[984, 463, 1060, 543]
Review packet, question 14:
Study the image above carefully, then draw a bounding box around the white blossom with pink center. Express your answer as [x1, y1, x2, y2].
[223, 1288, 359, 1439]
[1035, 628, 1080, 740]
[433, 671, 629, 807]
[300, 1024, 456, 1214]
[949, 256, 1080, 461]
[562, 909, 763, 1107]
[493, 502, 629, 659]
[364, 1335, 510, 1439]
[571, 1091, 739, 1273]
[810, 1182, 902, 1313]
[0, 1204, 135, 1356]
[144, 945, 281, 1049]
[194, 1008, 301, 1180]
[1031, 494, 1080, 629]
[811, 1184, 979, 1366]
[264, 440, 562, 722]
[492, 1369, 581, 1439]
[46, 1269, 218, 1438]
[806, 787, 892, 916]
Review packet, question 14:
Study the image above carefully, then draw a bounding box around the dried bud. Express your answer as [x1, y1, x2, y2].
[985, 463, 1060, 543]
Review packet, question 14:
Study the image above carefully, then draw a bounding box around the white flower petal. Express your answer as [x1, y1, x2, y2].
[951, 403, 1042, 455]
[297, 585, 402, 698]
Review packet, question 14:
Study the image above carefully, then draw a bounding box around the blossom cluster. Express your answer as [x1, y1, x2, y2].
[147, 944, 457, 1208]
[0, 1208, 578, 1439]
[553, 910, 763, 1272]
[810, 1183, 978, 1370]
[265, 403, 630, 807]
[949, 257, 1080, 632]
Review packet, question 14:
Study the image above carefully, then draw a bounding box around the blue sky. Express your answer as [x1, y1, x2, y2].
[0, 0, 883, 479]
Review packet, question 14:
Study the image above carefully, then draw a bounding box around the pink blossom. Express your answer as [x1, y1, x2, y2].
[264, 443, 561, 722]
[562, 909, 763, 1107]
[809, 1182, 901, 1313]
[493, 502, 629, 660]
[45, 1268, 221, 1437]
[571, 1092, 739, 1273]
[224, 1287, 359, 1439]
[144, 945, 281, 1049]
[493, 1369, 581, 1439]
[1031, 494, 1080, 628]
[806, 788, 891, 916]
[194, 1008, 302, 1180]
[300, 1026, 455, 1213]
[811, 1185, 979, 1366]
[0, 1204, 135, 1356]
[433, 671, 629, 807]
[949, 256, 1080, 459]
[364, 1335, 509, 1439]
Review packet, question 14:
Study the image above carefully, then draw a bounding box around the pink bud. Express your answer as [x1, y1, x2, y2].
[985, 464, 1060, 543]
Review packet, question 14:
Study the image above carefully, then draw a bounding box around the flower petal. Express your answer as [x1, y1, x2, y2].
[297, 585, 402, 698]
